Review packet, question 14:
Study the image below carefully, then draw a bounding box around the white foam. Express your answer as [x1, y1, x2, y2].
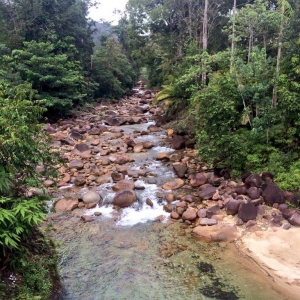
[83, 179, 170, 226]
[152, 146, 174, 153]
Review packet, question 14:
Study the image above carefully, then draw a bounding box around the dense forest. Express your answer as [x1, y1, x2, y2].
[0, 0, 300, 298]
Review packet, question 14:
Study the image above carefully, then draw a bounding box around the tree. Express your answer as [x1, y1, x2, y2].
[91, 38, 136, 99]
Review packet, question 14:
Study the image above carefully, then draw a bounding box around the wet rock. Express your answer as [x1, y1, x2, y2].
[165, 193, 176, 202]
[111, 172, 125, 182]
[238, 201, 257, 222]
[225, 199, 242, 215]
[54, 198, 78, 212]
[245, 174, 262, 188]
[189, 173, 207, 187]
[262, 182, 284, 206]
[199, 185, 217, 200]
[146, 198, 153, 207]
[113, 189, 137, 208]
[162, 178, 185, 190]
[142, 141, 153, 149]
[156, 152, 169, 160]
[82, 190, 101, 204]
[163, 204, 173, 213]
[147, 125, 160, 132]
[113, 179, 135, 191]
[192, 224, 238, 242]
[133, 143, 144, 153]
[69, 159, 84, 170]
[171, 211, 180, 220]
[74, 175, 86, 186]
[172, 162, 187, 178]
[81, 215, 94, 222]
[171, 134, 185, 150]
[94, 211, 102, 216]
[182, 208, 197, 221]
[199, 218, 218, 226]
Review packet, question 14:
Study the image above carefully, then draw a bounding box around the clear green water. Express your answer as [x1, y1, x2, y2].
[49, 216, 288, 300]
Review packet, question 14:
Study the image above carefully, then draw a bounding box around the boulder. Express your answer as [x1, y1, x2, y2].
[69, 159, 84, 170]
[111, 172, 125, 182]
[162, 178, 185, 190]
[133, 143, 144, 153]
[182, 208, 197, 221]
[69, 130, 83, 140]
[74, 175, 86, 186]
[171, 134, 185, 150]
[88, 125, 106, 135]
[142, 141, 153, 149]
[262, 182, 284, 206]
[206, 205, 221, 218]
[113, 179, 135, 191]
[246, 187, 261, 200]
[192, 224, 238, 242]
[288, 212, 300, 226]
[54, 198, 78, 212]
[105, 117, 126, 126]
[245, 174, 262, 188]
[74, 143, 89, 152]
[238, 201, 257, 222]
[112, 189, 137, 208]
[172, 162, 187, 178]
[199, 185, 217, 200]
[82, 190, 101, 204]
[147, 125, 160, 132]
[189, 173, 207, 187]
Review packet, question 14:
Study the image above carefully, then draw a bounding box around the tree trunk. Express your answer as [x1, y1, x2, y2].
[230, 0, 237, 73]
[202, 0, 208, 85]
[272, 3, 285, 107]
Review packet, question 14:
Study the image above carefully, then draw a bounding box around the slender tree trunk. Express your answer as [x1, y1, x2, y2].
[230, 0, 237, 73]
[202, 0, 208, 85]
[248, 25, 253, 63]
[272, 3, 285, 107]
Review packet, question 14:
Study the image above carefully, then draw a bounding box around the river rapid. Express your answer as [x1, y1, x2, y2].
[46, 87, 289, 300]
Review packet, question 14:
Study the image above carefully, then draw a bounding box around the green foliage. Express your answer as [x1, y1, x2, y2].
[275, 160, 300, 191]
[0, 197, 46, 259]
[0, 83, 57, 270]
[2, 40, 87, 115]
[0, 231, 59, 300]
[92, 39, 136, 99]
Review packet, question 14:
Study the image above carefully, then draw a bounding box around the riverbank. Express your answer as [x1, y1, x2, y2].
[41, 82, 300, 299]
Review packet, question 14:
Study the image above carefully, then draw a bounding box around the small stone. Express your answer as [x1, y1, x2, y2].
[94, 212, 102, 216]
[146, 198, 153, 207]
[81, 215, 94, 222]
[282, 223, 291, 230]
[171, 211, 180, 220]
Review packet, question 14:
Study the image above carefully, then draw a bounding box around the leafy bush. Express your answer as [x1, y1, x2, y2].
[0, 83, 57, 267]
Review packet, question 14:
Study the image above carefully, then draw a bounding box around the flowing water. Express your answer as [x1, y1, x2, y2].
[48, 117, 289, 300]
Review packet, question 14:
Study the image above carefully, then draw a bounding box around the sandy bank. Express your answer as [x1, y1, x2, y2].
[235, 227, 300, 300]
